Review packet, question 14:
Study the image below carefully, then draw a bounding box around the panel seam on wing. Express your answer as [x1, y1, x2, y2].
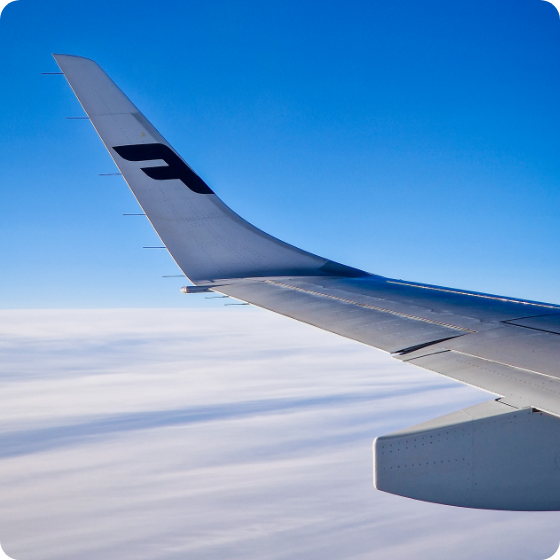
[265, 280, 476, 333]
[387, 281, 560, 310]
[446, 350, 560, 382]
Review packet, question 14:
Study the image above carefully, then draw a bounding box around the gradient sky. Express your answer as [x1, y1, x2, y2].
[3, 2, 560, 560]
[2, 0, 560, 308]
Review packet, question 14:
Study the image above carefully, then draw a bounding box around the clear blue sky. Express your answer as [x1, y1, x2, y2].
[2, 0, 560, 308]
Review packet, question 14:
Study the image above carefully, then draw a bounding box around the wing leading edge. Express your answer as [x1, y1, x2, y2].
[54, 54, 560, 511]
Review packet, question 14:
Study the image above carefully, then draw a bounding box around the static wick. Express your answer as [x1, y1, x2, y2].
[41, 72, 64, 75]
[67, 116, 90, 120]
[225, 303, 250, 306]
[123, 213, 146, 216]
[143, 246, 166, 249]
[100, 173, 122, 176]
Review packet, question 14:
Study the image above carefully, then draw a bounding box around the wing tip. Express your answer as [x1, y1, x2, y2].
[52, 53, 100, 70]
[52, 53, 94, 61]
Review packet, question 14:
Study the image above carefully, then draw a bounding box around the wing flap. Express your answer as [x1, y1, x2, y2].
[413, 325, 560, 381]
[403, 349, 560, 416]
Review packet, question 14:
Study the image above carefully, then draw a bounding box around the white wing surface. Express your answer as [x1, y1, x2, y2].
[54, 54, 560, 511]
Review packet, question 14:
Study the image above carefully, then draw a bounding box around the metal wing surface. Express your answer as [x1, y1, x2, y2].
[53, 54, 560, 511]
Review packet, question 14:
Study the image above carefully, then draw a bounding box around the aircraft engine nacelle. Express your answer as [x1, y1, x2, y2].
[374, 399, 560, 511]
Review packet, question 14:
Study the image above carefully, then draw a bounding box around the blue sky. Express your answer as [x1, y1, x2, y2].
[2, 0, 560, 308]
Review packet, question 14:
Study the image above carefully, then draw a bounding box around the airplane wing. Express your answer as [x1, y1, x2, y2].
[53, 54, 560, 511]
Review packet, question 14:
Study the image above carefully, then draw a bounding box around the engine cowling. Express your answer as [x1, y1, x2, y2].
[374, 399, 560, 511]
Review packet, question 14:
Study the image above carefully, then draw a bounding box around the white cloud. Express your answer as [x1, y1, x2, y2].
[0, 309, 557, 559]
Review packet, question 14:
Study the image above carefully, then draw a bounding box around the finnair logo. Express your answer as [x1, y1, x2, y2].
[0, 0, 17, 19]
[113, 143, 214, 195]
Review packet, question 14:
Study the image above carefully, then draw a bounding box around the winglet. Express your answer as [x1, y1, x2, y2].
[54, 55, 369, 283]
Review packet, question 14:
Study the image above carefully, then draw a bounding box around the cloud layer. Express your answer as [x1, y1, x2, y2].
[0, 308, 557, 559]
